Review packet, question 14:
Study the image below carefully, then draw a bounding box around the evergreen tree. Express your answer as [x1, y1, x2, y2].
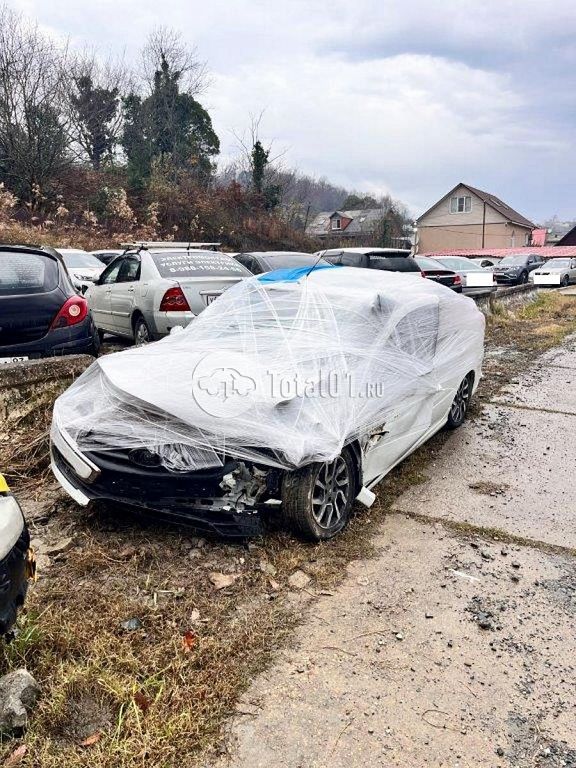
[122, 53, 219, 190]
[70, 75, 119, 169]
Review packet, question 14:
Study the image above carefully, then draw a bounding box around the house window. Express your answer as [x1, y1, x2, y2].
[332, 218, 342, 230]
[450, 196, 472, 213]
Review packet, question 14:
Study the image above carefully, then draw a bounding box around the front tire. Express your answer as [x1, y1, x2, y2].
[519, 271, 529, 284]
[133, 315, 152, 345]
[281, 448, 356, 541]
[446, 372, 474, 429]
[561, 275, 569, 287]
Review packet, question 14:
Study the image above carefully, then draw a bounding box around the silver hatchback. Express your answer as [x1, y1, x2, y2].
[86, 243, 251, 344]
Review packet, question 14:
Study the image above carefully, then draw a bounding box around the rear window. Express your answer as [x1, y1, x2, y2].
[151, 251, 251, 278]
[416, 257, 447, 271]
[370, 256, 420, 273]
[0, 250, 59, 296]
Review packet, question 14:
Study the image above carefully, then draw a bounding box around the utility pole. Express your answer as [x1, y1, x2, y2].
[481, 202, 486, 248]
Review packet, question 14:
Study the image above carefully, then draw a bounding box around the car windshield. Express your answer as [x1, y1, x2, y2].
[151, 250, 251, 278]
[542, 259, 570, 268]
[500, 255, 528, 265]
[436, 258, 483, 272]
[61, 251, 103, 268]
[0, 250, 59, 295]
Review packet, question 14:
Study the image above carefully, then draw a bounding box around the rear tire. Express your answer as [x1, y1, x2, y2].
[281, 447, 356, 541]
[133, 315, 152, 345]
[446, 372, 474, 429]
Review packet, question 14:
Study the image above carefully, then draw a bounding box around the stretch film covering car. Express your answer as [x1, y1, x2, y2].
[52, 265, 484, 472]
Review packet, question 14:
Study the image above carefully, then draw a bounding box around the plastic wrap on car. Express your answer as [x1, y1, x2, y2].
[52, 266, 485, 471]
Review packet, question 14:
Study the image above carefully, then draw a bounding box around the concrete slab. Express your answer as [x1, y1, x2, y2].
[391, 403, 576, 549]
[492, 343, 576, 414]
[216, 516, 576, 768]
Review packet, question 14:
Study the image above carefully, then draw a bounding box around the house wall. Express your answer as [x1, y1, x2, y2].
[417, 222, 532, 252]
[419, 185, 506, 228]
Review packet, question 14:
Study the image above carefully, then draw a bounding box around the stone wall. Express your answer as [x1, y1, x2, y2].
[0, 356, 92, 429]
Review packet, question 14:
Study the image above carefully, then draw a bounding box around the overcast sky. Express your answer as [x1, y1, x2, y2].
[9, 0, 576, 221]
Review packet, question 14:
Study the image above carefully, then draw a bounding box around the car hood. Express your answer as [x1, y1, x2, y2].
[52, 268, 485, 472]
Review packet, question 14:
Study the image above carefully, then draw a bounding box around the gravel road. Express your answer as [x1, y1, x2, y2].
[213, 338, 576, 768]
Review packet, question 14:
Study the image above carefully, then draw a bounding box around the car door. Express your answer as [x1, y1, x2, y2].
[362, 301, 440, 486]
[109, 256, 141, 336]
[87, 259, 122, 332]
[570, 260, 576, 283]
[527, 255, 540, 273]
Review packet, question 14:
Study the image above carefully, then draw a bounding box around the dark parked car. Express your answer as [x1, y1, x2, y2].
[234, 251, 328, 274]
[318, 247, 421, 274]
[415, 256, 462, 292]
[0, 472, 34, 634]
[492, 253, 544, 285]
[0, 244, 99, 361]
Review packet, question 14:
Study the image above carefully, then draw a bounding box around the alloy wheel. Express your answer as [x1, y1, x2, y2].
[311, 456, 351, 530]
[450, 376, 470, 424]
[135, 321, 150, 345]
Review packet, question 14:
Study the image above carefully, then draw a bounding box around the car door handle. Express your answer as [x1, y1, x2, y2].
[127, 286, 135, 292]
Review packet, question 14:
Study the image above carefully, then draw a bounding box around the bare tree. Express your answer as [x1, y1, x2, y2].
[142, 26, 209, 95]
[0, 5, 71, 206]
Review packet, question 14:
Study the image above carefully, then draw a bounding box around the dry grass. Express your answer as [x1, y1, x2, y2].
[1, 289, 576, 766]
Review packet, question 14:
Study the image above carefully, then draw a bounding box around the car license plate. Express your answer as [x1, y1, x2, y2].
[0, 356, 29, 365]
[204, 294, 220, 305]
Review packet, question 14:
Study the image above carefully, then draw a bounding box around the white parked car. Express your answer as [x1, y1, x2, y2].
[51, 265, 485, 541]
[57, 249, 105, 294]
[530, 258, 576, 287]
[85, 243, 251, 344]
[432, 256, 496, 296]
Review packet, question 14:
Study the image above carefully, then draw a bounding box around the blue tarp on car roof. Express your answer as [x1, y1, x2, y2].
[257, 263, 339, 283]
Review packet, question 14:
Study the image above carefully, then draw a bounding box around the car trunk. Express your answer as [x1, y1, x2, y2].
[175, 276, 245, 314]
[0, 250, 64, 348]
[421, 270, 458, 288]
[0, 289, 65, 346]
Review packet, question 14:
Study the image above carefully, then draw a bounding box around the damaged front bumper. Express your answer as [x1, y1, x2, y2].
[50, 428, 277, 537]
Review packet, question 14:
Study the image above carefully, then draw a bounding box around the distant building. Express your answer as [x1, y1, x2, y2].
[306, 208, 408, 245]
[555, 224, 576, 246]
[415, 183, 535, 253]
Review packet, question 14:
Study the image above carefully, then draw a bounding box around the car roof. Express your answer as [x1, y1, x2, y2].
[244, 251, 314, 257]
[0, 242, 60, 259]
[320, 247, 411, 255]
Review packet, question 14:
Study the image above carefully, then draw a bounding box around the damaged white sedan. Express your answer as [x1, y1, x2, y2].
[50, 264, 485, 540]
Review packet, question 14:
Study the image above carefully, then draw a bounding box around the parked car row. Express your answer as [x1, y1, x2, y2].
[2, 241, 571, 361]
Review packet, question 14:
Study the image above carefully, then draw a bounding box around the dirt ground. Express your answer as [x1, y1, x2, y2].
[1, 291, 576, 767]
[213, 334, 576, 768]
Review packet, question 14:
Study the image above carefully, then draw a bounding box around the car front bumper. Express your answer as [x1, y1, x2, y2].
[494, 272, 522, 284]
[50, 427, 265, 537]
